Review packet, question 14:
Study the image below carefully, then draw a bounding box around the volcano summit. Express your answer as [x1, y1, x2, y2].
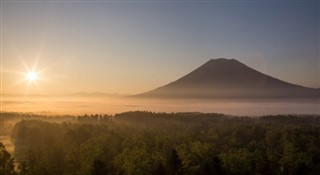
[137, 58, 319, 100]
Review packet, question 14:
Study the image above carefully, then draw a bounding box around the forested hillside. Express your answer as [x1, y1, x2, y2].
[1, 112, 320, 175]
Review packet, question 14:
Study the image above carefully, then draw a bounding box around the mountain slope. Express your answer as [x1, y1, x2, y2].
[136, 58, 319, 99]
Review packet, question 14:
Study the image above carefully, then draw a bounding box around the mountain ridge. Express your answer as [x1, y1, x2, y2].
[135, 58, 319, 99]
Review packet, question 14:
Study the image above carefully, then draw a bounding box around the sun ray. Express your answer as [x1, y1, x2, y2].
[25, 71, 38, 82]
[12, 60, 45, 94]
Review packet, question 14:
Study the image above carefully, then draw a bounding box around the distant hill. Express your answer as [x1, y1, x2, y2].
[135, 58, 319, 99]
[67, 92, 125, 97]
[2, 92, 126, 98]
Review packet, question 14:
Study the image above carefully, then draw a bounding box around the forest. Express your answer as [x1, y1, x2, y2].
[0, 111, 320, 175]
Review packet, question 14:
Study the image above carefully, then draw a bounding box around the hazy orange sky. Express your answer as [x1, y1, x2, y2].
[1, 1, 319, 95]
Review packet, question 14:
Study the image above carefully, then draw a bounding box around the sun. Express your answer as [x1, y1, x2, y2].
[25, 71, 39, 82]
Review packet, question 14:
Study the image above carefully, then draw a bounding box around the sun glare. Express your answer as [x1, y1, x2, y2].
[26, 71, 39, 82]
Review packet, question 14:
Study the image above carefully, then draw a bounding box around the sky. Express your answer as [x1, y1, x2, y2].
[1, 0, 319, 95]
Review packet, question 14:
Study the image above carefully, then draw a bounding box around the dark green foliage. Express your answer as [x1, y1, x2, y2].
[2, 112, 320, 175]
[220, 148, 253, 175]
[92, 160, 108, 175]
[0, 142, 17, 175]
[17, 161, 28, 175]
[168, 149, 182, 175]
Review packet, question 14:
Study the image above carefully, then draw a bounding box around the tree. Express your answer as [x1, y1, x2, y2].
[17, 161, 29, 175]
[219, 148, 253, 175]
[280, 142, 311, 175]
[114, 148, 164, 175]
[176, 142, 217, 175]
[168, 149, 182, 175]
[0, 142, 17, 175]
[91, 160, 108, 175]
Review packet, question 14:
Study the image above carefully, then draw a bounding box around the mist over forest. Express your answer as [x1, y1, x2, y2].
[1, 1, 319, 174]
[1, 111, 320, 175]
[2, 94, 319, 116]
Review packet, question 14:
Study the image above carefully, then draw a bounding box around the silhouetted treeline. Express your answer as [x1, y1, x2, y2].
[0, 112, 74, 136]
[1, 111, 320, 175]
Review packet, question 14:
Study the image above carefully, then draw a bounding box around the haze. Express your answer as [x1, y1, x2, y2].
[2, 1, 319, 95]
[1, 2, 320, 174]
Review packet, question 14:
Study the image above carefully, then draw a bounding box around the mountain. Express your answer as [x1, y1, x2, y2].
[136, 58, 319, 99]
[67, 92, 125, 97]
